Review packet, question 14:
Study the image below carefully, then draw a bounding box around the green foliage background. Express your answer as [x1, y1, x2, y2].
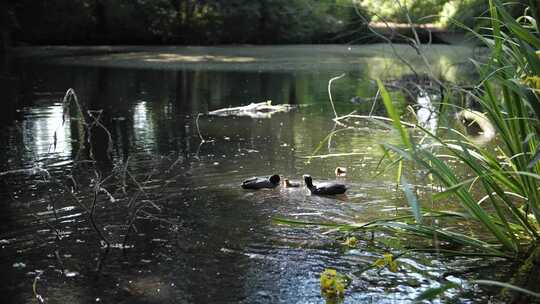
[4, 0, 531, 45]
[358, 0, 448, 23]
[10, 0, 367, 45]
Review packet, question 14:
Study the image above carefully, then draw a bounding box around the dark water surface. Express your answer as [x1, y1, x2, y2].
[0, 45, 507, 303]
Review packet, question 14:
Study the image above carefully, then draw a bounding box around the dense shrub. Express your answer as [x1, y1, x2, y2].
[15, 0, 95, 44]
[358, 0, 447, 24]
[12, 0, 366, 45]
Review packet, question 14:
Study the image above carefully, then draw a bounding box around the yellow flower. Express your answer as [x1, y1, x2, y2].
[341, 236, 358, 248]
[320, 268, 349, 298]
[373, 253, 399, 272]
[524, 76, 540, 92]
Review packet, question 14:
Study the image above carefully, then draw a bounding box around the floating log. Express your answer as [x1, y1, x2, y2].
[207, 100, 294, 119]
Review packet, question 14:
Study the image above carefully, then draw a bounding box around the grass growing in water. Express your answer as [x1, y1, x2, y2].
[373, 0, 540, 299]
[377, 0, 540, 256]
[278, 0, 540, 300]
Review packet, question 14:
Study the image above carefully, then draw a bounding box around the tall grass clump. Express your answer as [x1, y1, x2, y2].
[374, 0, 540, 268]
[275, 0, 540, 300]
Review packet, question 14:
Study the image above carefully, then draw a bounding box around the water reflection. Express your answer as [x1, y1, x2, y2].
[416, 92, 439, 133]
[133, 100, 156, 152]
[22, 103, 71, 158]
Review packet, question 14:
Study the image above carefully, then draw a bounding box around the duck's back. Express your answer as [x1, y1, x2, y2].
[242, 177, 274, 189]
[312, 182, 347, 195]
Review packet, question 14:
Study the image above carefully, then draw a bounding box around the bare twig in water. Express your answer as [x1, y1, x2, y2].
[335, 114, 416, 128]
[0, 167, 50, 178]
[94, 246, 110, 274]
[194, 113, 214, 160]
[47, 191, 59, 225]
[121, 157, 161, 250]
[61, 88, 88, 153]
[167, 154, 184, 172]
[328, 73, 346, 119]
[302, 152, 367, 159]
[122, 199, 162, 249]
[196, 113, 209, 143]
[54, 250, 66, 275]
[119, 157, 130, 194]
[62, 88, 86, 127]
[369, 89, 381, 117]
[17, 88, 171, 275]
[89, 171, 111, 249]
[86, 110, 113, 160]
[32, 272, 45, 304]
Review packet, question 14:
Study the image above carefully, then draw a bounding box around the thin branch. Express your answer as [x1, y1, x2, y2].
[32, 272, 45, 304]
[196, 113, 208, 143]
[328, 73, 346, 119]
[334, 114, 416, 128]
[89, 171, 110, 248]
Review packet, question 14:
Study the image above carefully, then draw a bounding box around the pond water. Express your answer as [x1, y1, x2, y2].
[0, 45, 510, 303]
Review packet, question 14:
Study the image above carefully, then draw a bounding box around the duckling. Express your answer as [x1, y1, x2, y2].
[283, 178, 301, 188]
[303, 175, 347, 195]
[241, 174, 280, 189]
[335, 167, 347, 177]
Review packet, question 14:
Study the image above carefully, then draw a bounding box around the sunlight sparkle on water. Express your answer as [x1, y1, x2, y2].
[23, 104, 71, 157]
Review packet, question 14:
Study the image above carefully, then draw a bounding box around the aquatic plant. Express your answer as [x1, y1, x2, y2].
[367, 0, 540, 299]
[373, 253, 399, 272]
[346, 0, 529, 247]
[320, 268, 350, 301]
[278, 0, 540, 300]
[380, 0, 540, 254]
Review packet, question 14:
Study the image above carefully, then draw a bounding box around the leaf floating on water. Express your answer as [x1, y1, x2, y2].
[320, 268, 350, 301]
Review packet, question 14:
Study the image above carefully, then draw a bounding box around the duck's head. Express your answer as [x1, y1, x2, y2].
[335, 167, 347, 177]
[269, 174, 280, 185]
[303, 175, 313, 188]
